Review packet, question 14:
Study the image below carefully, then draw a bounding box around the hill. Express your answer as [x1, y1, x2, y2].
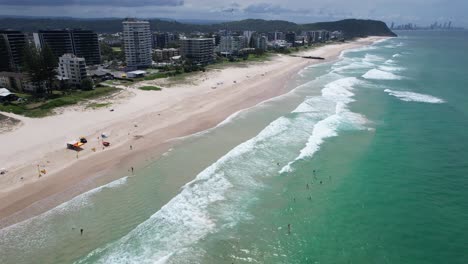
[301, 19, 396, 38]
[0, 17, 396, 38]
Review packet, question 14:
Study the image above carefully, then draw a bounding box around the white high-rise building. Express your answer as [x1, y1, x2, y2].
[217, 36, 246, 54]
[180, 38, 215, 65]
[255, 36, 268, 50]
[122, 18, 152, 68]
[243, 31, 255, 45]
[58, 53, 87, 86]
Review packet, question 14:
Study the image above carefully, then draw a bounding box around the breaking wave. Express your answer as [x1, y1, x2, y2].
[384, 89, 445, 104]
[280, 77, 368, 173]
[362, 69, 403, 80]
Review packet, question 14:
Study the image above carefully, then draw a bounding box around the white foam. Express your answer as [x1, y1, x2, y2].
[0, 176, 129, 256]
[171, 70, 333, 142]
[292, 96, 334, 114]
[215, 109, 244, 128]
[378, 65, 405, 72]
[79, 53, 374, 263]
[2, 176, 129, 232]
[392, 53, 402, 58]
[362, 69, 403, 80]
[331, 57, 375, 74]
[373, 38, 392, 45]
[340, 45, 377, 57]
[77, 71, 355, 264]
[384, 89, 445, 104]
[76, 114, 305, 263]
[363, 54, 385, 63]
[280, 77, 368, 173]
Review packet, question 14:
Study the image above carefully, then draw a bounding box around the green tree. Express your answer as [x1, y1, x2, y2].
[40, 45, 58, 93]
[100, 42, 113, 61]
[22, 43, 45, 95]
[80, 78, 94, 91]
[166, 42, 180, 49]
[254, 48, 264, 56]
[152, 52, 161, 63]
[100, 42, 125, 63]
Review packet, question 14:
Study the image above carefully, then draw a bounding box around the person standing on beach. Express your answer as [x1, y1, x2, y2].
[131, 167, 134, 174]
[80, 229, 83, 235]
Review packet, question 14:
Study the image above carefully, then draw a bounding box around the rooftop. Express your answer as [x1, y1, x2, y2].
[182, 38, 214, 41]
[0, 88, 13, 97]
[127, 70, 146, 74]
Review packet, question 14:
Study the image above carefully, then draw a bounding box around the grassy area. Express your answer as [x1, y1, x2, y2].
[287, 42, 333, 55]
[103, 79, 133, 86]
[86, 102, 112, 109]
[208, 53, 272, 69]
[246, 53, 272, 61]
[0, 86, 120, 118]
[142, 72, 175, 81]
[111, 47, 121, 52]
[139, 86, 162, 91]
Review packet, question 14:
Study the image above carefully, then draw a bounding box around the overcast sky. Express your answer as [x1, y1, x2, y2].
[0, 0, 467, 27]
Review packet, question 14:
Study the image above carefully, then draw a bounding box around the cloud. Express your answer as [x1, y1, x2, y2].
[243, 3, 312, 15]
[0, 0, 184, 7]
[244, 3, 296, 14]
[0, 0, 467, 27]
[220, 2, 241, 13]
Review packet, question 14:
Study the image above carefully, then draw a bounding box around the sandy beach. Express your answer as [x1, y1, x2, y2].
[0, 37, 387, 228]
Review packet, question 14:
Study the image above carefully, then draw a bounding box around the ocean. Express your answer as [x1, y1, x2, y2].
[1, 31, 468, 264]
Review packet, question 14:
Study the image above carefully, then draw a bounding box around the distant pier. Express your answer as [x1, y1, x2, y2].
[290, 55, 325, 60]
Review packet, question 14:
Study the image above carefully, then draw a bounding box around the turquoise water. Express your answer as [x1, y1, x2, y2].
[1, 31, 468, 263]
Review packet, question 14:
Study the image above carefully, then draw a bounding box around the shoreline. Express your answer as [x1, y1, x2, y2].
[0, 36, 388, 229]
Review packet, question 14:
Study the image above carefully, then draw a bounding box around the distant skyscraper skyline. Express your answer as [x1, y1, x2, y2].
[0, 0, 466, 28]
